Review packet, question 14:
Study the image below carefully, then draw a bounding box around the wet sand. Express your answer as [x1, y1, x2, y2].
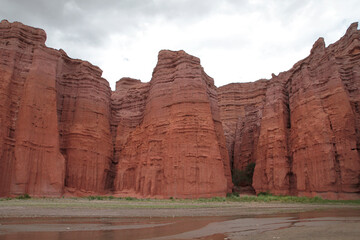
[0, 199, 359, 239]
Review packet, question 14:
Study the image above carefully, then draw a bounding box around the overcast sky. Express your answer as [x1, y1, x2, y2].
[1, 0, 359, 89]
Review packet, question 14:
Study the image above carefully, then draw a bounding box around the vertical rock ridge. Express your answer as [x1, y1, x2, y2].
[56, 51, 113, 195]
[219, 22, 360, 199]
[0, 21, 64, 197]
[113, 50, 231, 198]
[109, 77, 150, 190]
[252, 22, 360, 199]
[218, 80, 268, 170]
[252, 74, 291, 195]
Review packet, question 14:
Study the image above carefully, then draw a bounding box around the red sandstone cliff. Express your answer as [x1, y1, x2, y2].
[56, 51, 113, 195]
[0, 20, 232, 198]
[0, 20, 65, 197]
[253, 23, 360, 200]
[110, 77, 150, 167]
[219, 23, 360, 200]
[0, 20, 359, 200]
[218, 80, 267, 170]
[0, 20, 113, 197]
[112, 50, 232, 198]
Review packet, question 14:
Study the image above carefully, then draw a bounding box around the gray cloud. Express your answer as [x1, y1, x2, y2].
[1, 0, 359, 88]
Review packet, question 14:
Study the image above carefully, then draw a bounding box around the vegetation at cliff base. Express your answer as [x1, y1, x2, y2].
[0, 193, 360, 207]
[232, 162, 255, 186]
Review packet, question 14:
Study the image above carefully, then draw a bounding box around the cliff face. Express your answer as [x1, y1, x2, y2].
[55, 52, 113, 195]
[0, 20, 65, 197]
[110, 77, 150, 167]
[0, 20, 231, 198]
[0, 20, 113, 197]
[112, 50, 232, 198]
[218, 80, 267, 170]
[0, 20, 359, 200]
[220, 23, 360, 200]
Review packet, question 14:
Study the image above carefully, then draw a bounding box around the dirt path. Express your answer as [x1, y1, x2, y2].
[0, 198, 358, 217]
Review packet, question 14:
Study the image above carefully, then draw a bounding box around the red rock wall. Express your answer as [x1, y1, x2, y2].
[252, 74, 292, 195]
[110, 78, 149, 166]
[218, 81, 267, 170]
[0, 20, 65, 197]
[1, 20, 359, 200]
[109, 77, 150, 191]
[56, 52, 113, 195]
[286, 24, 360, 199]
[220, 23, 360, 199]
[0, 21, 232, 198]
[113, 50, 232, 198]
[0, 20, 113, 197]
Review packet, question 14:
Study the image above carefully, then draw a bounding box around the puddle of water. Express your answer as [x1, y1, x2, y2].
[0, 216, 233, 240]
[0, 209, 359, 240]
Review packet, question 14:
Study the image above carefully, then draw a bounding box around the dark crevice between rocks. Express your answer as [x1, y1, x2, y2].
[330, 117, 342, 191]
[285, 79, 297, 195]
[105, 115, 118, 192]
[326, 110, 342, 192]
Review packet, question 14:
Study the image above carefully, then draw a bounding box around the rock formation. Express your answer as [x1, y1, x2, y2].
[0, 20, 113, 197]
[56, 51, 113, 196]
[220, 23, 360, 200]
[0, 20, 232, 198]
[0, 20, 65, 197]
[218, 80, 267, 170]
[0, 19, 359, 200]
[112, 50, 232, 198]
[110, 77, 150, 170]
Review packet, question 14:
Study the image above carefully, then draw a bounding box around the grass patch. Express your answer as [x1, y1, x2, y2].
[15, 194, 31, 200]
[1, 194, 359, 206]
[224, 193, 360, 204]
[85, 196, 147, 201]
[0, 197, 12, 201]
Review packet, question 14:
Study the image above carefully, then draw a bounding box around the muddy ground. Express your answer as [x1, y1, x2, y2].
[0, 198, 359, 239]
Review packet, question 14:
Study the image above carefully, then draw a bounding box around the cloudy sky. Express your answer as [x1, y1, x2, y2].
[1, 0, 359, 89]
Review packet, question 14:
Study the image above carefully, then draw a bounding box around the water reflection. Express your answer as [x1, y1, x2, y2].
[0, 209, 359, 240]
[0, 216, 231, 240]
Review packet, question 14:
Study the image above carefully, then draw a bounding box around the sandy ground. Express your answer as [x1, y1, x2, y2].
[0, 198, 356, 217]
[0, 198, 359, 239]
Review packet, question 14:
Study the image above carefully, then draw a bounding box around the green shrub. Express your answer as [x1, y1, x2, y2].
[16, 194, 31, 200]
[227, 192, 239, 197]
[0, 197, 12, 201]
[257, 191, 272, 196]
[232, 162, 256, 186]
[87, 196, 106, 200]
[125, 197, 136, 201]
